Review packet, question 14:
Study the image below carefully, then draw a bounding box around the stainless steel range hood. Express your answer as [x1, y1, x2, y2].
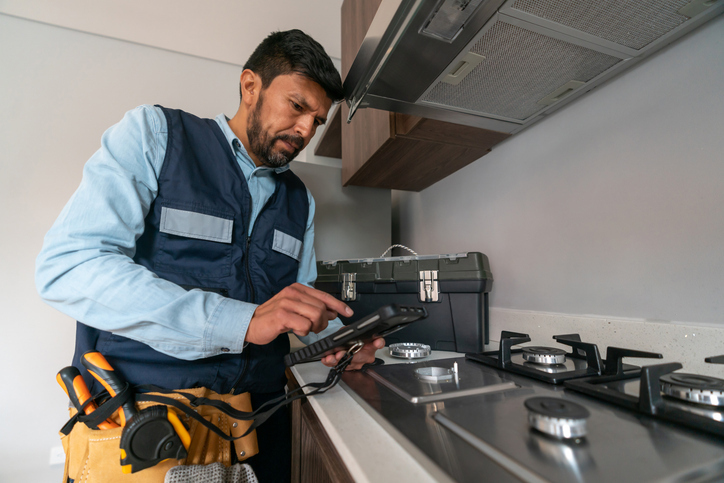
[344, 0, 724, 134]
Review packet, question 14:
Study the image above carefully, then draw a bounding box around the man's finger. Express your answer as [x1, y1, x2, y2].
[280, 311, 316, 337]
[321, 354, 337, 366]
[319, 337, 385, 369]
[276, 295, 332, 333]
[371, 337, 385, 349]
[292, 283, 354, 317]
[345, 338, 385, 370]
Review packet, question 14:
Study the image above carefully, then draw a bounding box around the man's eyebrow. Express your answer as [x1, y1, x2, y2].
[293, 95, 327, 125]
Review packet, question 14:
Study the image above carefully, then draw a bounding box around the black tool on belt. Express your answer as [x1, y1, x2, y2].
[59, 343, 365, 473]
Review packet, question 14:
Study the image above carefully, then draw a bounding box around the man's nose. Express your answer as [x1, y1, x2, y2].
[294, 115, 315, 140]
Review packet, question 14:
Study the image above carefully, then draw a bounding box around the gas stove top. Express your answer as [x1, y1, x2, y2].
[341, 331, 724, 483]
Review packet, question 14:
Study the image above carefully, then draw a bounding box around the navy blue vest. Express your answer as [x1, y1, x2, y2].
[73, 106, 309, 395]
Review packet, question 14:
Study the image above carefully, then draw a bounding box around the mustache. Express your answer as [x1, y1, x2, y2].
[274, 134, 304, 151]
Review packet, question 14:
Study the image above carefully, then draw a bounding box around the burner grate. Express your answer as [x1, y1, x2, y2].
[466, 331, 658, 384]
[565, 361, 724, 438]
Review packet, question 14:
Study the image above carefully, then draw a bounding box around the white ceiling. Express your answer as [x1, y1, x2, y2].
[0, 0, 343, 65]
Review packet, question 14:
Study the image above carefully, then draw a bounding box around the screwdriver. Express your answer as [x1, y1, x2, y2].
[56, 366, 119, 430]
[81, 352, 138, 426]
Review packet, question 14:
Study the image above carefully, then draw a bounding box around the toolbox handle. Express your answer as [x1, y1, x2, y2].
[380, 244, 419, 258]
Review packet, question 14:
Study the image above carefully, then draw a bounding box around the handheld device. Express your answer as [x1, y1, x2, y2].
[284, 304, 428, 367]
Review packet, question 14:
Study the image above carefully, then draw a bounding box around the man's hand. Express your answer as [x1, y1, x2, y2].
[245, 283, 353, 345]
[321, 337, 385, 371]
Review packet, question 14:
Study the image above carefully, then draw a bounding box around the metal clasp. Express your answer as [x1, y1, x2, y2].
[342, 272, 356, 301]
[347, 340, 365, 357]
[334, 341, 366, 373]
[419, 270, 439, 302]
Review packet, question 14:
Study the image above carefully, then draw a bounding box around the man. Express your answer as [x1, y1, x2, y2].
[36, 29, 381, 481]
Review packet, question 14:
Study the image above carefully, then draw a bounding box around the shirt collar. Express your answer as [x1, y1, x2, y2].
[214, 114, 290, 174]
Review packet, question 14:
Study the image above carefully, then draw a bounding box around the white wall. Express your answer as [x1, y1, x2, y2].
[0, 12, 388, 481]
[293, 162, 391, 261]
[394, 16, 724, 373]
[0, 0, 343, 63]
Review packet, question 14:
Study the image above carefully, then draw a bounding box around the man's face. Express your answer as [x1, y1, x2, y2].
[247, 73, 332, 168]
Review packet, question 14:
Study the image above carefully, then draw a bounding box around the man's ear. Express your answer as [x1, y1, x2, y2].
[240, 69, 261, 108]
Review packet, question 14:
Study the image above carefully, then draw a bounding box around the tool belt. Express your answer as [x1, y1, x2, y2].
[57, 344, 363, 481]
[60, 388, 258, 483]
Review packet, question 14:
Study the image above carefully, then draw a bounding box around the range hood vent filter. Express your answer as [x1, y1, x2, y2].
[420, 20, 623, 122]
[343, 0, 723, 132]
[510, 0, 693, 50]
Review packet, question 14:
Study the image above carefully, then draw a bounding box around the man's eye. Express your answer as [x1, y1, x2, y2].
[291, 102, 302, 111]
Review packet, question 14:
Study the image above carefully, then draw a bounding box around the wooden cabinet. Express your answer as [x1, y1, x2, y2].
[313, 103, 342, 159]
[314, 0, 511, 191]
[288, 369, 354, 483]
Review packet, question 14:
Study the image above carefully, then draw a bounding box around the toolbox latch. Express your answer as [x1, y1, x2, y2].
[342, 273, 357, 301]
[419, 270, 439, 302]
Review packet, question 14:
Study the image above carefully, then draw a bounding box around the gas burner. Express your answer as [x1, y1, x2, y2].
[660, 373, 724, 407]
[522, 346, 567, 365]
[415, 362, 460, 384]
[415, 366, 454, 383]
[468, 331, 660, 385]
[389, 342, 431, 360]
[525, 397, 590, 440]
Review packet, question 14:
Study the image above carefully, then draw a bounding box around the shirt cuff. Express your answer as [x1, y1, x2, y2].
[204, 297, 256, 356]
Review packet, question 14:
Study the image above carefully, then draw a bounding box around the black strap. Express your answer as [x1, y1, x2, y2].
[136, 348, 357, 438]
[60, 349, 359, 438]
[60, 382, 135, 435]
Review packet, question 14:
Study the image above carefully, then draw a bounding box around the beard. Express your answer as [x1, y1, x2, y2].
[247, 94, 304, 168]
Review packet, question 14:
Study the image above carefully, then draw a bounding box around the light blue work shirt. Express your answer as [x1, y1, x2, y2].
[35, 105, 342, 360]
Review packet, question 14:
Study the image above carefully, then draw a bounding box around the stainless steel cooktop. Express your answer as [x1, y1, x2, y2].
[365, 358, 517, 403]
[341, 333, 724, 483]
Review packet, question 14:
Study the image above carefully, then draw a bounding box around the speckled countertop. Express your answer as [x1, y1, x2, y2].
[488, 308, 724, 378]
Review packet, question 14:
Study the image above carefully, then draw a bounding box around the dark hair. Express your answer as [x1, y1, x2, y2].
[243, 29, 343, 102]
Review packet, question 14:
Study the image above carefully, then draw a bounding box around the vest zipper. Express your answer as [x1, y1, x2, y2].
[245, 235, 255, 303]
[236, 183, 277, 392]
[234, 199, 256, 393]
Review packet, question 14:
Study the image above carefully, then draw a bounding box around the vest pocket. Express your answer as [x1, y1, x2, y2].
[271, 228, 303, 261]
[155, 204, 234, 278]
[160, 206, 233, 243]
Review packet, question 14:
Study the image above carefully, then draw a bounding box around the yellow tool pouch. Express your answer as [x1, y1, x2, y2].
[60, 388, 258, 483]
[59, 344, 359, 482]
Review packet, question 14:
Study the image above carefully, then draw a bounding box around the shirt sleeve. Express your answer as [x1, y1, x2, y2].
[35, 105, 255, 360]
[295, 189, 344, 344]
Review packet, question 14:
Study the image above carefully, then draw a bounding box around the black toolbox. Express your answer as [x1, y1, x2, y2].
[315, 252, 493, 353]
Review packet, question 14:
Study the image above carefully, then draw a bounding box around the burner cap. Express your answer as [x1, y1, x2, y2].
[415, 366, 453, 383]
[525, 397, 590, 439]
[660, 373, 724, 407]
[389, 342, 431, 359]
[522, 346, 567, 365]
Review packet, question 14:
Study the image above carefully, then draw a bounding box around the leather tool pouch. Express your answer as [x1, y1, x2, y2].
[59, 351, 356, 481]
[60, 388, 258, 482]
